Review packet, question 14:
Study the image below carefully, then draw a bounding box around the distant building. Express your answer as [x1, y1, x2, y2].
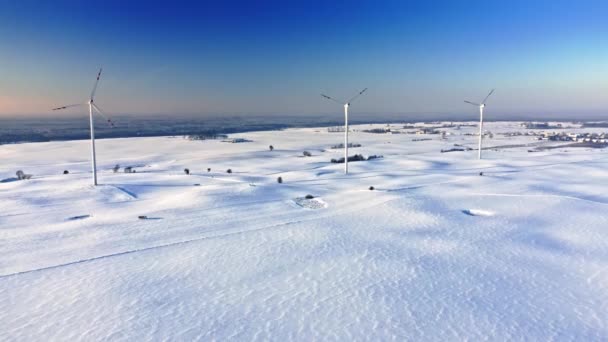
[416, 128, 439, 135]
[222, 138, 251, 143]
[521, 122, 551, 129]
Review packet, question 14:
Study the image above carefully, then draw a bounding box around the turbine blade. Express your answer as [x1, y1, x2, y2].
[52, 103, 85, 111]
[464, 100, 481, 106]
[90, 68, 103, 101]
[482, 88, 495, 104]
[347, 88, 368, 104]
[91, 103, 116, 128]
[321, 94, 343, 105]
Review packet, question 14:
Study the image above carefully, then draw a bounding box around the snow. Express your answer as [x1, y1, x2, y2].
[1, 121, 608, 340]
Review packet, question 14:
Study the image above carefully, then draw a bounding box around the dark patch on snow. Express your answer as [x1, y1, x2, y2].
[138, 215, 162, 220]
[462, 209, 495, 217]
[68, 215, 90, 221]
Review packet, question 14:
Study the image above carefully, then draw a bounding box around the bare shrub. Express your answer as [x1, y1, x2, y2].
[330, 143, 361, 149]
[16, 170, 32, 180]
[330, 154, 377, 163]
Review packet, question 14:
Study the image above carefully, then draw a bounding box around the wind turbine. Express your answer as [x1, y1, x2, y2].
[53, 68, 115, 186]
[465, 89, 494, 160]
[321, 88, 367, 174]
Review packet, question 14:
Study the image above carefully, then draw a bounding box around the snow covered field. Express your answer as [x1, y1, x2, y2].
[1, 121, 608, 340]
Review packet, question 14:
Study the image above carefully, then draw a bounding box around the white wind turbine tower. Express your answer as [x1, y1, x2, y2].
[321, 88, 367, 174]
[53, 68, 116, 186]
[465, 89, 495, 160]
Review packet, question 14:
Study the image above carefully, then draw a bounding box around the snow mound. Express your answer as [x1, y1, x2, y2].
[293, 197, 327, 209]
[462, 209, 495, 217]
[93, 185, 138, 203]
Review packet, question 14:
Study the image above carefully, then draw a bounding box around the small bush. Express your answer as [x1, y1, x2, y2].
[330, 143, 361, 149]
[63, 170, 69, 175]
[269, 145, 274, 151]
[277, 176, 283, 184]
[113, 164, 120, 173]
[479, 172, 484, 176]
[305, 194, 314, 199]
[16, 170, 32, 180]
[369, 186, 375, 191]
[303, 151, 312, 157]
[207, 168, 211, 172]
[350, 154, 365, 162]
[184, 168, 190, 175]
[331, 154, 382, 163]
[226, 169, 232, 174]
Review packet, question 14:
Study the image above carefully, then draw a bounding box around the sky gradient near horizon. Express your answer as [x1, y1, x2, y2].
[0, 0, 607, 119]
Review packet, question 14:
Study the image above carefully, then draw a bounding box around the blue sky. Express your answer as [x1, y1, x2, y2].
[0, 0, 607, 118]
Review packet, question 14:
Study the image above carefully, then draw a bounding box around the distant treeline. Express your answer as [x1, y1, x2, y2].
[582, 122, 608, 128]
[0, 133, 51, 144]
[330, 143, 362, 149]
[0, 116, 351, 145]
[0, 124, 290, 145]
